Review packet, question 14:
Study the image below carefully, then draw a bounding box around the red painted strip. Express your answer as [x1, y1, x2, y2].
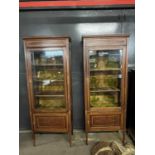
[19, 0, 135, 8]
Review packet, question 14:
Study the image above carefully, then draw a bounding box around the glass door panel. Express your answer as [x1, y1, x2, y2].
[89, 49, 122, 108]
[90, 92, 119, 107]
[31, 50, 66, 110]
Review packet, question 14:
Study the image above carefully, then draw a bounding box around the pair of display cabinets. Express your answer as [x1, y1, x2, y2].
[23, 35, 128, 146]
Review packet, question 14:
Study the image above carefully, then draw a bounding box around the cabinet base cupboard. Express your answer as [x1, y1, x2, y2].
[23, 37, 72, 146]
[83, 35, 129, 145]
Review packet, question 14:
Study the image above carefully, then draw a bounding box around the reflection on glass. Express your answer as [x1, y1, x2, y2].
[90, 75, 119, 90]
[35, 97, 65, 110]
[89, 50, 122, 108]
[31, 50, 66, 110]
[33, 51, 63, 65]
[90, 93, 119, 107]
[89, 50, 121, 70]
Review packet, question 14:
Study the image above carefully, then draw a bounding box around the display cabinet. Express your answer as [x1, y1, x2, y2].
[83, 35, 128, 145]
[23, 37, 72, 146]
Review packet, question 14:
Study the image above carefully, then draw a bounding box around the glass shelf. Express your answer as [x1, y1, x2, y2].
[90, 88, 120, 93]
[33, 79, 64, 82]
[35, 94, 64, 97]
[90, 68, 121, 72]
[33, 64, 63, 67]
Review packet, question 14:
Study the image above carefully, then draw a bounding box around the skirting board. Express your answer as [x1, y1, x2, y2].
[19, 130, 32, 133]
[19, 129, 83, 133]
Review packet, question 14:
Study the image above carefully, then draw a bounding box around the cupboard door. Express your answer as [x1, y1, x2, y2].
[33, 114, 68, 132]
[87, 48, 125, 109]
[88, 114, 121, 131]
[29, 48, 68, 111]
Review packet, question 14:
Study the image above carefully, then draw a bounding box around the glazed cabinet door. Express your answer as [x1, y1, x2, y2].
[87, 48, 126, 110]
[27, 48, 68, 112]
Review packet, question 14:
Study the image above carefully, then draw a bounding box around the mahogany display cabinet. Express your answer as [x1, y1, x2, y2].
[83, 35, 129, 145]
[23, 37, 72, 146]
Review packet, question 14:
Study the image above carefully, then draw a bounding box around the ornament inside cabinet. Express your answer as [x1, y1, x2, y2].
[23, 37, 72, 146]
[83, 35, 128, 145]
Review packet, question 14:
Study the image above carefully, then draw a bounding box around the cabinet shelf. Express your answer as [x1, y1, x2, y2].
[90, 75, 122, 79]
[90, 68, 120, 72]
[35, 94, 64, 98]
[33, 69, 64, 72]
[33, 64, 63, 67]
[90, 88, 120, 93]
[33, 79, 64, 82]
[90, 103, 118, 108]
[35, 90, 64, 95]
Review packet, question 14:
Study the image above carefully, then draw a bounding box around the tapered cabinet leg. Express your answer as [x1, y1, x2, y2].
[71, 127, 73, 135]
[86, 132, 88, 145]
[122, 130, 126, 146]
[32, 132, 36, 146]
[68, 132, 72, 147]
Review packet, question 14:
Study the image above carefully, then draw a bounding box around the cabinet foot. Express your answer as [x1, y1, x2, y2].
[68, 132, 72, 147]
[122, 130, 126, 146]
[32, 133, 36, 146]
[86, 132, 88, 145]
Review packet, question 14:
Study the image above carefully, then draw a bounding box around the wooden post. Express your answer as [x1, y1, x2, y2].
[32, 132, 36, 146]
[68, 132, 72, 147]
[86, 132, 88, 145]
